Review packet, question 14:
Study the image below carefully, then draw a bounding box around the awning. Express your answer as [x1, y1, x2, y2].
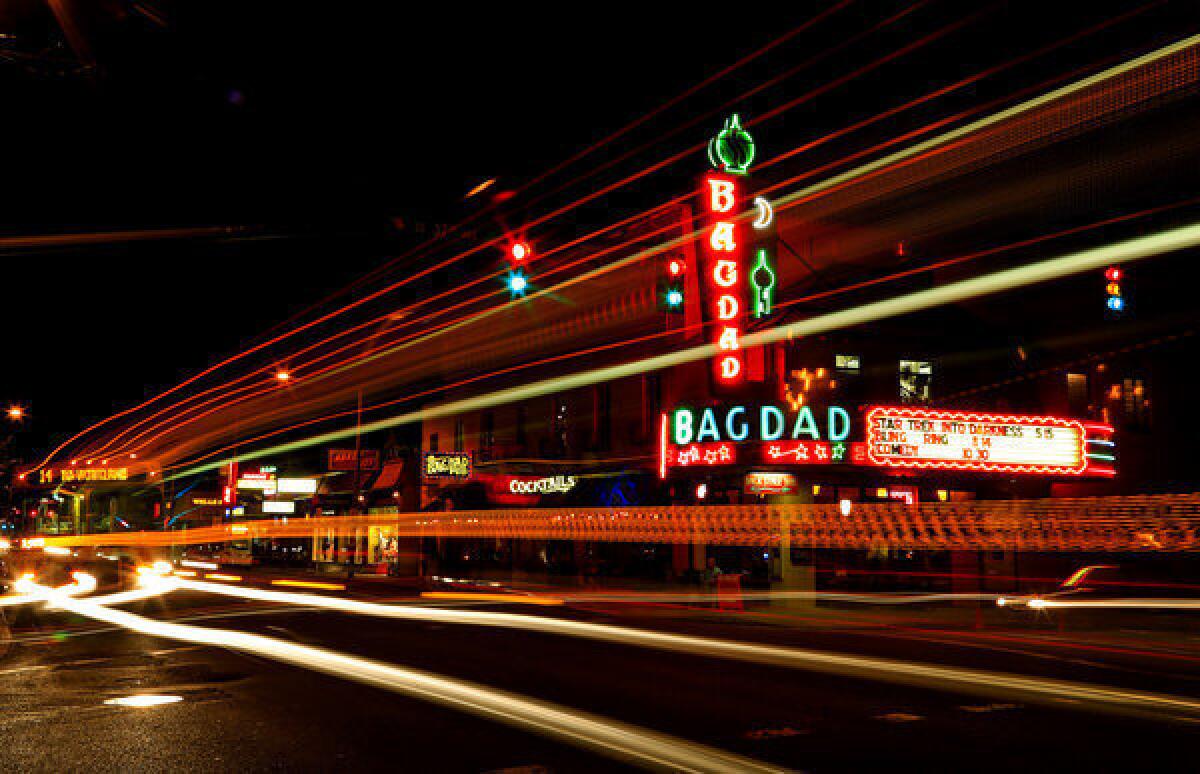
[317, 470, 376, 495]
[371, 460, 404, 491]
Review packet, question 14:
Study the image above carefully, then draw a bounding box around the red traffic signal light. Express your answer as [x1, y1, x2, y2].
[668, 258, 685, 276]
[510, 242, 530, 262]
[1105, 266, 1122, 282]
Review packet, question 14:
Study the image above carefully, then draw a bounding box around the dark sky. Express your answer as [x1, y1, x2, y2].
[2, 0, 1194, 453]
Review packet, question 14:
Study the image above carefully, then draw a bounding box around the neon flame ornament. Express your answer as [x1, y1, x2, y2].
[707, 114, 755, 175]
[750, 249, 775, 317]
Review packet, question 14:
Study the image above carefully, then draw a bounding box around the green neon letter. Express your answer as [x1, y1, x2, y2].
[726, 406, 749, 441]
[673, 409, 694, 445]
[760, 405, 785, 441]
[791, 406, 820, 440]
[828, 406, 851, 441]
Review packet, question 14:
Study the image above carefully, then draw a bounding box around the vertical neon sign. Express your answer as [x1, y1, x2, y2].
[705, 172, 744, 383]
[704, 115, 756, 385]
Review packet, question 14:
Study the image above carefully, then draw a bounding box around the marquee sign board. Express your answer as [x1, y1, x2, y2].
[41, 467, 130, 484]
[660, 404, 1115, 478]
[422, 452, 472, 480]
[865, 407, 1109, 476]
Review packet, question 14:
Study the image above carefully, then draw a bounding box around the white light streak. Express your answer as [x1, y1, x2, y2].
[29, 582, 781, 774]
[104, 694, 183, 707]
[168, 578, 1200, 723]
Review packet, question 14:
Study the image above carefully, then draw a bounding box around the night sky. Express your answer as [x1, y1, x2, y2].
[2, 1, 1192, 453]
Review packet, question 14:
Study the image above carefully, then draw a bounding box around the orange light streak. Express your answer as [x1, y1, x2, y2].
[37, 494, 1200, 554]
[270, 579, 347, 591]
[421, 591, 563, 606]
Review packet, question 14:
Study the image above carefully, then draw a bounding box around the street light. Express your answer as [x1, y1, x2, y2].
[6, 405, 23, 421]
[275, 369, 291, 383]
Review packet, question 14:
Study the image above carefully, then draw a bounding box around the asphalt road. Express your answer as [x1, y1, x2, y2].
[3, 584, 1200, 773]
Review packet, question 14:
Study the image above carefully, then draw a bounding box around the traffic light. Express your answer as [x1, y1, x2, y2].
[504, 241, 531, 297]
[1105, 266, 1124, 313]
[506, 271, 528, 296]
[661, 255, 686, 312]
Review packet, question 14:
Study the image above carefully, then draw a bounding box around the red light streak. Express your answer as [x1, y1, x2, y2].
[39, 16, 1190, 470]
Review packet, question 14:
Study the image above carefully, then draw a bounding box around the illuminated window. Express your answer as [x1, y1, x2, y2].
[1121, 377, 1151, 431]
[548, 397, 569, 457]
[593, 384, 611, 452]
[480, 412, 495, 458]
[516, 405, 527, 448]
[1066, 372, 1088, 415]
[835, 354, 861, 374]
[899, 360, 933, 404]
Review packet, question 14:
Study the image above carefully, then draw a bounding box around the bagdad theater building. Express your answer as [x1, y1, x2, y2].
[662, 402, 1116, 498]
[400, 113, 1162, 589]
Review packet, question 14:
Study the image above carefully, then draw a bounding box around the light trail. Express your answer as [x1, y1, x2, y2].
[27, 581, 784, 774]
[165, 218, 1200, 481]
[765, 29, 1200, 212]
[40, 492, 1200, 553]
[45, 7, 1142, 467]
[151, 189, 1198, 478]
[49, 18, 1191, 469]
[149, 577, 1200, 724]
[255, 1, 857, 343]
[1030, 598, 1200, 610]
[420, 591, 564, 606]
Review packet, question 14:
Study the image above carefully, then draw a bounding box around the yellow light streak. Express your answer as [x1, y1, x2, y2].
[421, 591, 563, 606]
[270, 579, 346, 591]
[30, 581, 781, 774]
[204, 573, 243, 582]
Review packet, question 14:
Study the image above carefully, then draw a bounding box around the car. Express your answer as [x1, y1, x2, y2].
[997, 562, 1200, 626]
